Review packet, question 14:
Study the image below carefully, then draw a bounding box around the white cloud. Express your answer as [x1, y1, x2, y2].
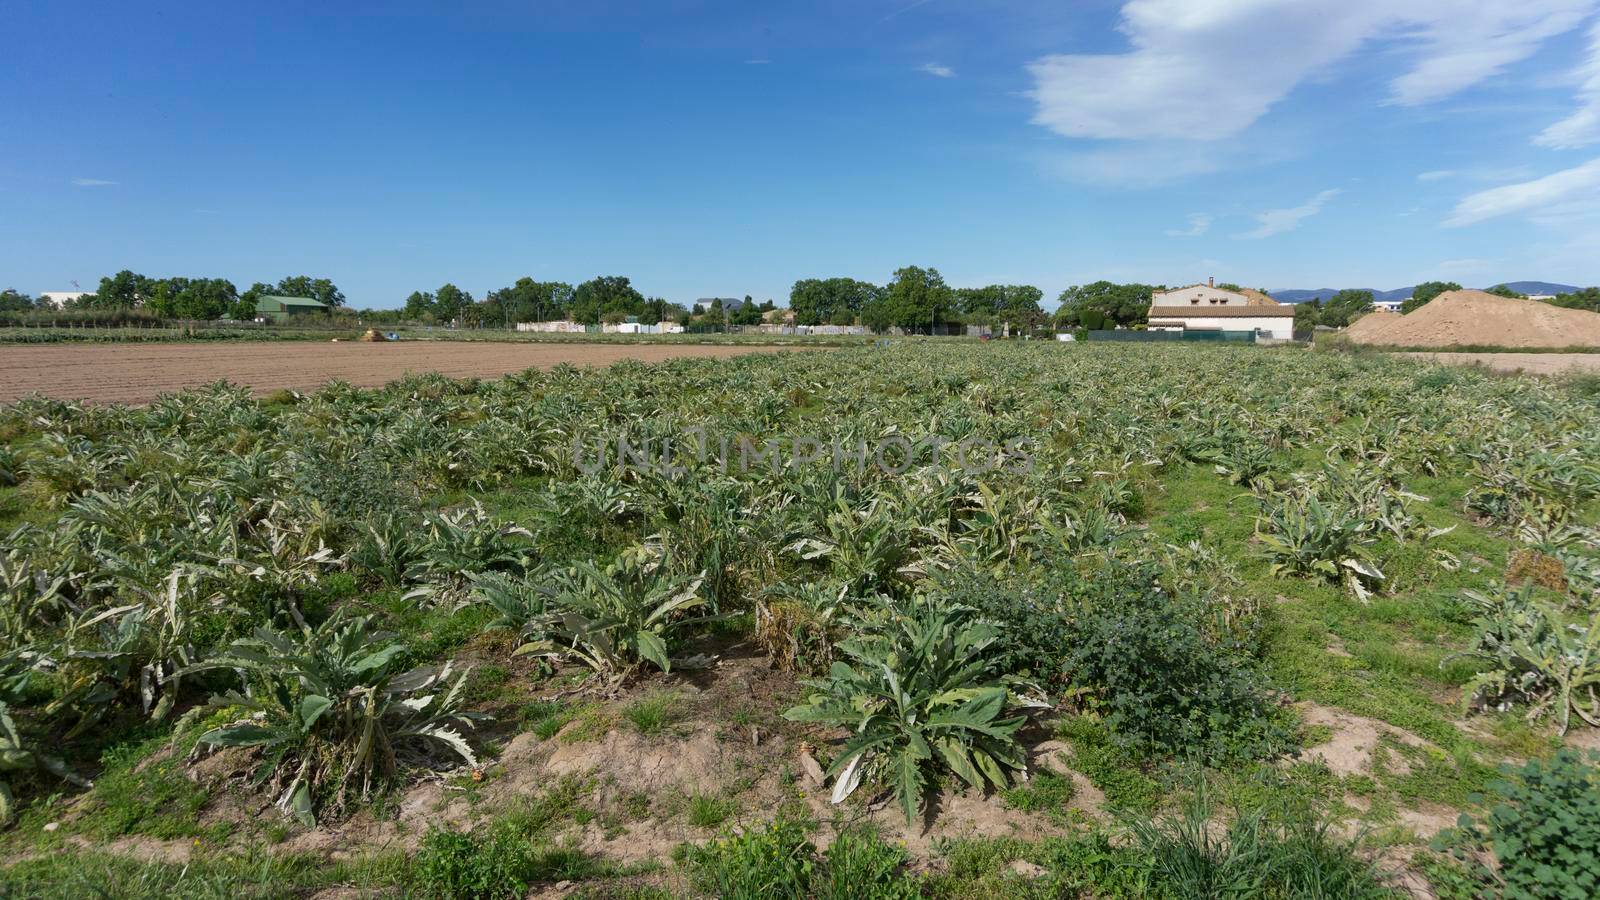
[1026, 0, 1595, 141]
[1166, 213, 1213, 237]
[1418, 169, 1457, 181]
[1536, 19, 1600, 147]
[744, 58, 770, 65]
[1437, 257, 1496, 275]
[71, 178, 116, 187]
[884, 0, 937, 20]
[1445, 156, 1600, 225]
[919, 62, 955, 78]
[1236, 189, 1341, 239]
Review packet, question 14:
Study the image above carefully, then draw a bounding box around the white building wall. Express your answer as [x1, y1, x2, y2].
[39, 291, 88, 309]
[1151, 286, 1251, 307]
[1148, 315, 1294, 340]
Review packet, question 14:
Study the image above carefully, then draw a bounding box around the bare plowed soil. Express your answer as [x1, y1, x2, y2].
[1396, 351, 1600, 375]
[0, 341, 802, 404]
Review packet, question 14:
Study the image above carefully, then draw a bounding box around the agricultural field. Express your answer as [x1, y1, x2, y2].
[0, 341, 814, 405]
[1, 343, 1598, 898]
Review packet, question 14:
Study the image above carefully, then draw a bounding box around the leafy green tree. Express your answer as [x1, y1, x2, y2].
[1400, 281, 1461, 314]
[432, 283, 472, 322]
[275, 276, 345, 308]
[1319, 289, 1374, 328]
[571, 276, 645, 325]
[1215, 282, 1244, 292]
[789, 278, 880, 326]
[1549, 287, 1600, 312]
[127, 277, 239, 320]
[1055, 282, 1156, 328]
[80, 270, 148, 309]
[1486, 283, 1528, 299]
[1293, 300, 1321, 335]
[403, 290, 436, 321]
[233, 282, 273, 320]
[729, 297, 763, 326]
[955, 285, 1045, 329]
[0, 289, 35, 312]
[485, 278, 574, 324]
[866, 266, 954, 333]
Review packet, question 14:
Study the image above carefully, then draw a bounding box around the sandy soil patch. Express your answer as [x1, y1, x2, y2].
[1395, 351, 1600, 376]
[0, 341, 810, 405]
[1345, 290, 1600, 349]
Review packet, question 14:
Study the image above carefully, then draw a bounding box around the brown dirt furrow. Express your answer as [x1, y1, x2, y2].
[1393, 351, 1600, 375]
[0, 341, 807, 405]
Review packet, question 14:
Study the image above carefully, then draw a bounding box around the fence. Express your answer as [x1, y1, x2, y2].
[1084, 329, 1257, 343]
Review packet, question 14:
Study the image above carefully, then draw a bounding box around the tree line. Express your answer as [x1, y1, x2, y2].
[12, 268, 1590, 333]
[0, 271, 345, 321]
[391, 276, 777, 329]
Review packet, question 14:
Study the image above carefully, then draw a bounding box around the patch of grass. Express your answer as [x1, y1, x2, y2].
[623, 692, 679, 736]
[0, 849, 405, 899]
[678, 819, 916, 899]
[563, 704, 617, 743]
[1001, 765, 1077, 823]
[686, 792, 737, 829]
[1053, 716, 1162, 813]
[925, 834, 1149, 899]
[414, 820, 604, 899]
[77, 737, 219, 842]
[1128, 786, 1392, 900]
[462, 664, 514, 706]
[520, 699, 577, 739]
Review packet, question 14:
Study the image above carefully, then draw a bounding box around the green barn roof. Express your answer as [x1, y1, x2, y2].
[256, 295, 326, 309]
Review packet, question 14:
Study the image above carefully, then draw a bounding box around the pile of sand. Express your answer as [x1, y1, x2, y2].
[1345, 290, 1600, 349]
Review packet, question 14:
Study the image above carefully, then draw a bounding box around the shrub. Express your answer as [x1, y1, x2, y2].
[1440, 750, 1600, 900]
[1056, 564, 1293, 764]
[933, 566, 1076, 694]
[784, 596, 1028, 823]
[938, 562, 1289, 765]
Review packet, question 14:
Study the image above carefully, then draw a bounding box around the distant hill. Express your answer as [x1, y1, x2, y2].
[1497, 281, 1582, 296]
[1270, 282, 1581, 304]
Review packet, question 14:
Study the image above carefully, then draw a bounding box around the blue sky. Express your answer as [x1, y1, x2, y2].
[4, 0, 1600, 308]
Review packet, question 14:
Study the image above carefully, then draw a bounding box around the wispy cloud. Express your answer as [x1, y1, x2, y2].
[1025, 1, 1593, 142]
[919, 62, 954, 78]
[744, 58, 770, 65]
[884, 0, 936, 21]
[71, 178, 117, 187]
[1437, 257, 1496, 275]
[1536, 18, 1600, 147]
[1445, 156, 1600, 226]
[1236, 189, 1341, 239]
[1417, 169, 1456, 181]
[1166, 213, 1213, 237]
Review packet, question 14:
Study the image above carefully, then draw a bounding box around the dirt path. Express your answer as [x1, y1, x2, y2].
[0, 341, 806, 405]
[1395, 351, 1600, 376]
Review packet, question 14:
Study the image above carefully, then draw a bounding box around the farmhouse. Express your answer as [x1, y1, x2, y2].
[255, 295, 327, 323]
[1146, 281, 1296, 340]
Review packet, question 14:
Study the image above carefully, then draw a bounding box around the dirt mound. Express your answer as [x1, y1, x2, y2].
[1346, 290, 1600, 349]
